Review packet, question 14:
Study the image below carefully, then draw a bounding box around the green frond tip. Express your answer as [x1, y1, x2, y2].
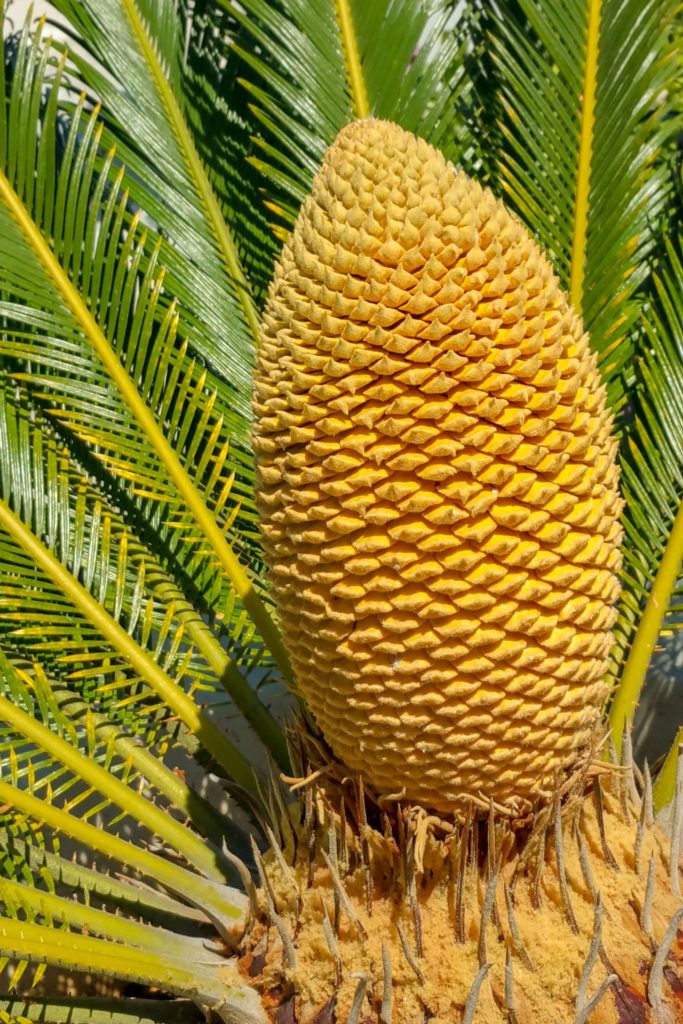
[0, 166, 292, 689]
[653, 727, 683, 813]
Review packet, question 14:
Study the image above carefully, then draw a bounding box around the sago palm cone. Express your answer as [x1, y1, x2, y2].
[253, 118, 622, 818]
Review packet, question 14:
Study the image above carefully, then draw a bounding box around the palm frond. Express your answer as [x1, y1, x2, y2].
[0, 381, 286, 768]
[0, 16, 292, 760]
[0, 654, 232, 881]
[483, 0, 680, 405]
[27, 669, 241, 849]
[48, 0, 262, 441]
[609, 239, 683, 743]
[0, 875, 211, 953]
[0, 63, 250, 569]
[0, 653, 252, 942]
[226, 0, 350, 226]
[0, 501, 256, 791]
[0, 162, 287, 681]
[179, 0, 280, 302]
[0, 380, 269, 767]
[352, 0, 473, 162]
[224, 0, 474, 234]
[0, 996, 204, 1024]
[0, 659, 260, 1014]
[0, 779, 243, 936]
[652, 722, 683, 811]
[0, 918, 262, 1023]
[0, 832, 213, 930]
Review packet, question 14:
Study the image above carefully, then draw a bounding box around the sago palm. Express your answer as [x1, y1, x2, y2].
[0, 1, 682, 1022]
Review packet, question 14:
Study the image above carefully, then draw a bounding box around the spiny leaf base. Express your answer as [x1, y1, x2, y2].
[240, 762, 683, 1024]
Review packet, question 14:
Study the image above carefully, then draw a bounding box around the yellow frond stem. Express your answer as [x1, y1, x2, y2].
[610, 497, 683, 756]
[334, 0, 370, 119]
[570, 0, 601, 311]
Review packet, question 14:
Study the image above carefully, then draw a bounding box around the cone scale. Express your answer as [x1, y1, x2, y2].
[253, 119, 623, 817]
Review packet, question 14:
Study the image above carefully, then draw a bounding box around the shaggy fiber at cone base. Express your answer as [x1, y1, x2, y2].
[253, 119, 623, 817]
[240, 776, 683, 1024]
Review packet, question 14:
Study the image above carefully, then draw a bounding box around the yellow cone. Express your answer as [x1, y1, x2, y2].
[253, 119, 622, 816]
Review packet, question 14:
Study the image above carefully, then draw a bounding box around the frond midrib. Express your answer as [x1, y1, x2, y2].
[120, 0, 261, 346]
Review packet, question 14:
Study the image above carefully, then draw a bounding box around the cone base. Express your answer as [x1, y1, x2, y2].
[240, 761, 683, 1024]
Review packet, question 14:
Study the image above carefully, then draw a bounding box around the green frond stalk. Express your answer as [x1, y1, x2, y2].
[0, 780, 247, 940]
[0, 692, 226, 881]
[167, 599, 290, 770]
[0, 831, 208, 926]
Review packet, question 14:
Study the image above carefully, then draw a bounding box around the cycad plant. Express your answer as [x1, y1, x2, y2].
[0, 0, 682, 1022]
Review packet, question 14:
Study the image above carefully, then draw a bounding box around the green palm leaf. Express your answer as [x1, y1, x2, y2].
[224, 0, 473, 234]
[180, 0, 278, 301]
[0, 653, 234, 883]
[0, 997, 204, 1024]
[0, 19, 290, 763]
[0, 831, 214, 930]
[609, 240, 683, 762]
[0, 378, 270, 752]
[0, 649, 258, 1004]
[49, 0, 261, 441]
[0, 918, 263, 1024]
[0, 164, 289, 685]
[483, 0, 680, 404]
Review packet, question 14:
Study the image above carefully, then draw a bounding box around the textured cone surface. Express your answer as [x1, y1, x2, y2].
[254, 119, 623, 815]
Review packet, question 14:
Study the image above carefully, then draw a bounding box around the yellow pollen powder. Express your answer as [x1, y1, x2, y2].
[243, 789, 682, 1024]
